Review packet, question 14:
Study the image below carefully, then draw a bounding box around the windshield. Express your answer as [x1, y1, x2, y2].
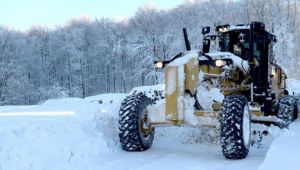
[221, 30, 261, 61]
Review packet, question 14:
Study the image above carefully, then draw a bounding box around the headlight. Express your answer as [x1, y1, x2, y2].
[155, 61, 164, 69]
[272, 67, 276, 76]
[215, 59, 227, 67]
[216, 25, 230, 32]
[218, 27, 228, 32]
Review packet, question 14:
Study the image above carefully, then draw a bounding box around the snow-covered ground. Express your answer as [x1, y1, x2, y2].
[0, 80, 299, 170]
[259, 121, 300, 170]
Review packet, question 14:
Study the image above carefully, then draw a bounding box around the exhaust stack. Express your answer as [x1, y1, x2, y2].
[183, 28, 191, 51]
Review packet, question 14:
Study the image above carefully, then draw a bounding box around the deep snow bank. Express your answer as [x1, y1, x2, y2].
[287, 79, 300, 96]
[258, 79, 300, 170]
[0, 94, 126, 170]
[259, 121, 300, 170]
[0, 92, 223, 170]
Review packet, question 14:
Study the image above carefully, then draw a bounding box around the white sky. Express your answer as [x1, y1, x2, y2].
[0, 0, 185, 31]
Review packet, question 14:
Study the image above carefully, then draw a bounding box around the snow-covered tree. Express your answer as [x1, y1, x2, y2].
[0, 0, 300, 105]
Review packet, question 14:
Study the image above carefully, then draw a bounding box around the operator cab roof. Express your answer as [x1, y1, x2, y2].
[229, 24, 250, 31]
[215, 23, 276, 41]
[216, 24, 250, 33]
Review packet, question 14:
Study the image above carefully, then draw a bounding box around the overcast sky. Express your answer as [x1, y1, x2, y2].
[0, 0, 185, 31]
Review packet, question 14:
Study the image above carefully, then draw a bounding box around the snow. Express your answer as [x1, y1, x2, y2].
[196, 85, 224, 110]
[252, 115, 284, 124]
[0, 94, 127, 170]
[184, 95, 198, 125]
[287, 79, 300, 96]
[177, 64, 185, 119]
[229, 25, 250, 31]
[168, 50, 199, 67]
[243, 105, 251, 148]
[0, 80, 299, 169]
[259, 121, 300, 170]
[130, 84, 166, 123]
[147, 99, 166, 123]
[166, 69, 176, 95]
[0, 92, 269, 170]
[129, 84, 165, 99]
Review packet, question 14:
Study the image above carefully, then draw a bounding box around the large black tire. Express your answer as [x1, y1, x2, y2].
[294, 101, 299, 120]
[277, 95, 298, 128]
[118, 93, 155, 151]
[220, 95, 251, 159]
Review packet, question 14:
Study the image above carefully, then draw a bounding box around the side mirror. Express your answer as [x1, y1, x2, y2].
[202, 38, 211, 53]
[202, 27, 210, 35]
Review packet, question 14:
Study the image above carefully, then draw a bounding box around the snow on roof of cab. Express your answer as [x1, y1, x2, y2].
[230, 25, 250, 30]
[221, 25, 250, 33]
[206, 52, 233, 58]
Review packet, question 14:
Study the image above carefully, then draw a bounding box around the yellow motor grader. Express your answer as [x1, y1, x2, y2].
[118, 22, 298, 159]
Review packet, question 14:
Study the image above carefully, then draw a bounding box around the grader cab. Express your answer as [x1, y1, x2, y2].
[118, 22, 298, 159]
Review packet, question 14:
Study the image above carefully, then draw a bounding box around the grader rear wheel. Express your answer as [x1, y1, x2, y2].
[277, 95, 298, 128]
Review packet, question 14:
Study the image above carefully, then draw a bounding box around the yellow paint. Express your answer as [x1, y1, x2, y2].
[251, 111, 263, 116]
[194, 111, 219, 117]
[212, 103, 222, 111]
[185, 58, 199, 95]
[200, 65, 222, 74]
[271, 64, 285, 103]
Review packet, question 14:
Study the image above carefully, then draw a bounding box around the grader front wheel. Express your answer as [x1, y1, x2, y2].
[118, 93, 155, 151]
[220, 95, 251, 159]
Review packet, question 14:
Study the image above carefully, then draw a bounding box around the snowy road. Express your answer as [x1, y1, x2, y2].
[0, 93, 296, 170]
[96, 141, 268, 170]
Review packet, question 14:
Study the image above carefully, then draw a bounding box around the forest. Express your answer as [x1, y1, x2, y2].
[0, 0, 299, 105]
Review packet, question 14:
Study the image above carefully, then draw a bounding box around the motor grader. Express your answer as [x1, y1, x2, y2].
[118, 22, 298, 159]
